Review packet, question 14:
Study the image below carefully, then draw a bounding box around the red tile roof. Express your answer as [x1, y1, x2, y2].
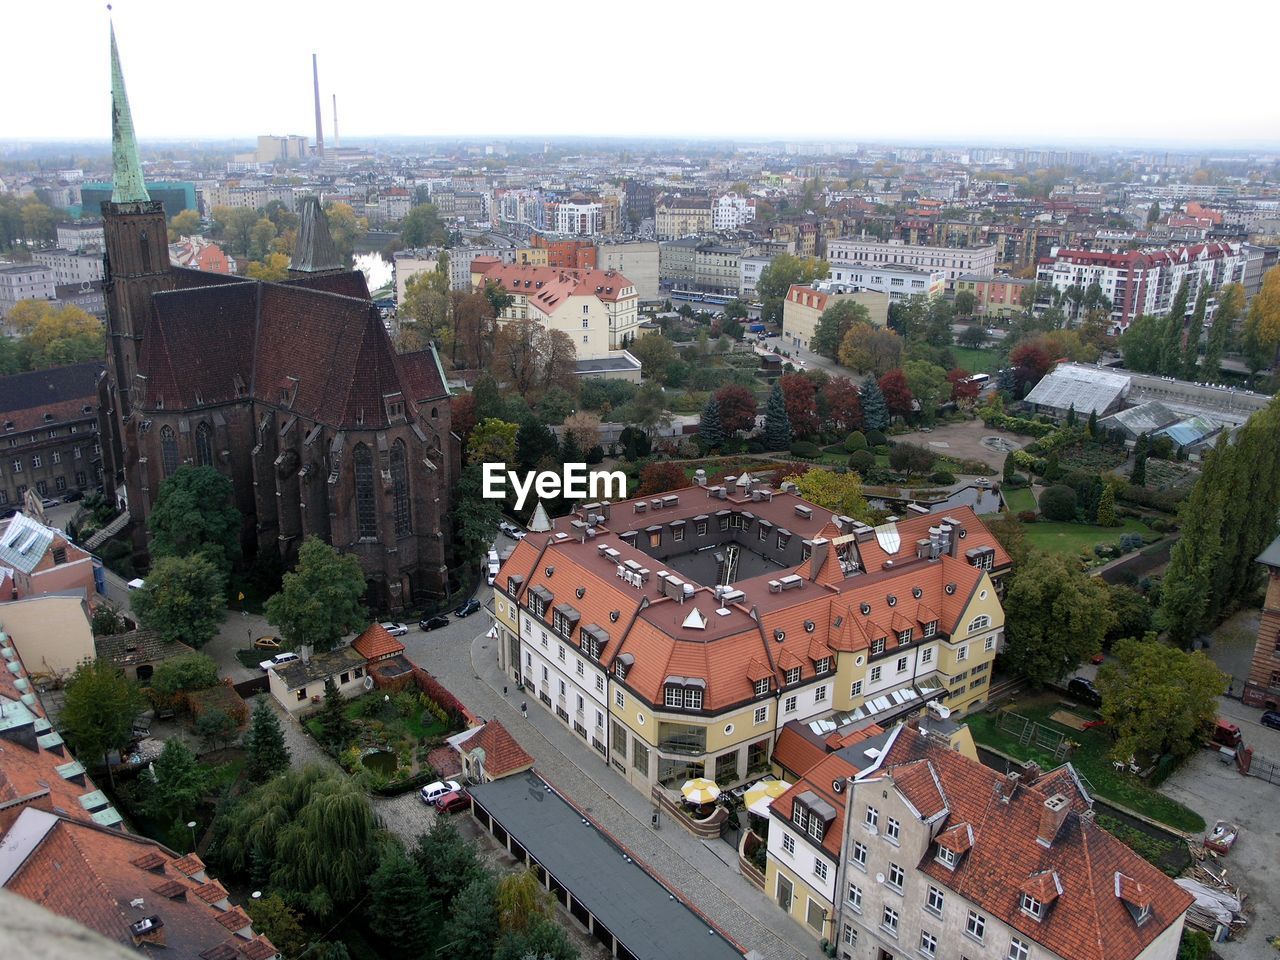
[455, 720, 534, 779]
[353, 623, 405, 661]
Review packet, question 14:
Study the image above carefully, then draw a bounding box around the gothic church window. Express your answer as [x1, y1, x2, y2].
[195, 422, 214, 468]
[390, 440, 410, 538]
[353, 443, 377, 539]
[160, 425, 179, 477]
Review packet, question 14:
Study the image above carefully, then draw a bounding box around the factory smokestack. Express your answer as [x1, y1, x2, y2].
[312, 53, 324, 160]
[333, 94, 339, 149]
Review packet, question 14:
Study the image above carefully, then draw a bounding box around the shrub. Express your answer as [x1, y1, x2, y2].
[866, 429, 887, 447]
[586, 445, 605, 464]
[1017, 510, 1038, 523]
[789, 440, 821, 459]
[843, 431, 868, 453]
[746, 439, 764, 454]
[847, 450, 876, 474]
[1038, 484, 1078, 521]
[929, 470, 956, 484]
[873, 444, 891, 456]
[1003, 472, 1027, 487]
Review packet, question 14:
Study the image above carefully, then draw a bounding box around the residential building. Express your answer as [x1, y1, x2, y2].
[953, 273, 1035, 318]
[622, 178, 656, 223]
[694, 243, 745, 295]
[827, 262, 946, 303]
[782, 284, 889, 350]
[1243, 533, 1280, 709]
[0, 509, 103, 608]
[531, 234, 598, 270]
[492, 480, 1009, 802]
[56, 219, 104, 253]
[0, 264, 56, 320]
[472, 260, 641, 355]
[256, 134, 309, 163]
[393, 251, 440, 302]
[713, 192, 755, 231]
[0, 361, 104, 507]
[826, 237, 998, 291]
[451, 720, 534, 782]
[740, 255, 772, 300]
[54, 280, 106, 319]
[0, 594, 96, 680]
[555, 197, 603, 236]
[268, 645, 371, 714]
[32, 250, 104, 286]
[774, 722, 1193, 960]
[595, 240, 660, 302]
[659, 237, 701, 287]
[168, 237, 234, 275]
[95, 628, 196, 685]
[449, 245, 516, 290]
[655, 195, 713, 240]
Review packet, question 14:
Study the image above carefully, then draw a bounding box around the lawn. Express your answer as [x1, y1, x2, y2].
[1003, 486, 1037, 514]
[950, 346, 1004, 374]
[964, 699, 1204, 833]
[1020, 518, 1151, 556]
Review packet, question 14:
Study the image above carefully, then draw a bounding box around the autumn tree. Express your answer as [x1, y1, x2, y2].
[838, 323, 902, 376]
[756, 254, 829, 324]
[821, 375, 863, 432]
[562, 411, 601, 453]
[168, 209, 202, 241]
[811, 300, 871, 360]
[902, 360, 948, 425]
[877, 369, 914, 420]
[7, 302, 104, 369]
[713, 385, 757, 435]
[637, 461, 688, 496]
[947, 368, 980, 405]
[492, 319, 576, 403]
[629, 333, 678, 381]
[448, 290, 496, 371]
[1243, 265, 1280, 371]
[779, 372, 820, 438]
[466, 418, 518, 466]
[1002, 552, 1112, 687]
[792, 469, 871, 520]
[398, 261, 451, 353]
[244, 253, 290, 282]
[1009, 341, 1054, 387]
[321, 201, 364, 263]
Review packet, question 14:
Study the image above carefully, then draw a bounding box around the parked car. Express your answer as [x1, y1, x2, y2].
[380, 621, 409, 637]
[435, 789, 470, 815]
[419, 614, 449, 631]
[253, 636, 282, 651]
[419, 779, 462, 805]
[259, 651, 300, 672]
[498, 521, 526, 540]
[61, 490, 85, 503]
[126, 578, 145, 591]
[454, 598, 481, 618]
[1067, 676, 1102, 706]
[1261, 711, 1280, 731]
[41, 498, 60, 510]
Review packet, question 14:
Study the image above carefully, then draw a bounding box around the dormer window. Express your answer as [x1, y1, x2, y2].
[871, 637, 885, 656]
[923, 620, 938, 637]
[936, 846, 957, 868]
[814, 657, 831, 674]
[897, 628, 913, 644]
[784, 667, 801, 686]
[1020, 893, 1043, 920]
[663, 682, 703, 711]
[753, 678, 770, 696]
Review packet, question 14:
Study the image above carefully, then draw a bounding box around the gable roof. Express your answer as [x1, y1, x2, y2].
[454, 720, 534, 778]
[352, 623, 405, 661]
[0, 361, 102, 431]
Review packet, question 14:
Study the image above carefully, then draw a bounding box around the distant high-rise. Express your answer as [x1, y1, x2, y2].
[312, 53, 324, 159]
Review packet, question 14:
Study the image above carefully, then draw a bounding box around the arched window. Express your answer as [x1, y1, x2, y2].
[159, 425, 179, 477]
[390, 441, 410, 538]
[195, 422, 214, 468]
[353, 443, 377, 539]
[967, 614, 991, 634]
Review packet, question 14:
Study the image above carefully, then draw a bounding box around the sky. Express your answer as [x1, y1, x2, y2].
[7, 0, 1280, 147]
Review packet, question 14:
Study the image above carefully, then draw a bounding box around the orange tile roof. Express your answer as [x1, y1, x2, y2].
[455, 720, 534, 779]
[353, 623, 405, 661]
[771, 751, 860, 861]
[474, 262, 636, 305]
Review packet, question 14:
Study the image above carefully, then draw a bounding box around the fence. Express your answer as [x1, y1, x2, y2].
[994, 709, 1074, 763]
[1242, 750, 1280, 786]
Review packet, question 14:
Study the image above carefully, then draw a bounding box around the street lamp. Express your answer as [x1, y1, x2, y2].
[186, 820, 197, 850]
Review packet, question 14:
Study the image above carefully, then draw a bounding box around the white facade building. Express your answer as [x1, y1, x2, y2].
[713, 192, 755, 231]
[32, 250, 104, 285]
[555, 200, 603, 236]
[827, 263, 946, 303]
[0, 264, 56, 320]
[826, 237, 998, 289]
[518, 604, 611, 756]
[740, 255, 773, 299]
[55, 221, 104, 253]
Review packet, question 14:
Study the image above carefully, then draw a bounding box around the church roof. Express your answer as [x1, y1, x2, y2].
[290, 197, 344, 274]
[108, 24, 149, 205]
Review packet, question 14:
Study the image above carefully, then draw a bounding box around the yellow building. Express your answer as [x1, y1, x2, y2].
[781, 283, 890, 350]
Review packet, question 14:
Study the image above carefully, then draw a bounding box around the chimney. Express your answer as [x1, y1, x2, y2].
[312, 54, 324, 160]
[1037, 795, 1070, 847]
[130, 916, 166, 948]
[332, 93, 339, 149]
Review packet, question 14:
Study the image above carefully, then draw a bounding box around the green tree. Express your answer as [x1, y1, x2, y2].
[443, 875, 500, 960]
[1095, 483, 1118, 527]
[412, 817, 486, 911]
[762, 381, 792, 450]
[791, 469, 871, 519]
[400, 203, 446, 247]
[755, 254, 829, 324]
[811, 300, 870, 360]
[1130, 433, 1149, 487]
[59, 659, 145, 783]
[1118, 313, 1166, 374]
[454, 464, 505, 563]
[151, 652, 220, 696]
[265, 537, 367, 652]
[1146, 201, 1161, 225]
[143, 738, 204, 825]
[957, 325, 988, 348]
[214, 206, 260, 257]
[515, 415, 560, 472]
[194, 708, 240, 752]
[132, 554, 227, 648]
[859, 375, 889, 432]
[244, 894, 308, 960]
[1097, 638, 1225, 762]
[902, 360, 948, 425]
[627, 380, 673, 436]
[1087, 408, 1098, 438]
[1157, 278, 1190, 376]
[699, 394, 725, 449]
[558, 425, 582, 463]
[1180, 284, 1209, 380]
[245, 697, 291, 781]
[168, 209, 202, 241]
[493, 915, 578, 960]
[629, 333, 678, 380]
[1202, 282, 1243, 380]
[495, 868, 550, 934]
[1106, 584, 1153, 645]
[953, 290, 977, 317]
[368, 846, 440, 959]
[316, 677, 353, 750]
[467, 417, 519, 466]
[1002, 552, 1112, 686]
[147, 466, 242, 575]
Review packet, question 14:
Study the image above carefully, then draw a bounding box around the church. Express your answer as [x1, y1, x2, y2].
[97, 27, 458, 610]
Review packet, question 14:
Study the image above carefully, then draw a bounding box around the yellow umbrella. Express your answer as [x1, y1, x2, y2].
[681, 777, 720, 804]
[745, 778, 791, 816]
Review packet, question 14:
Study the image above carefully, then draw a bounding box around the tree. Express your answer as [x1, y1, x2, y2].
[562, 411, 601, 453]
[1157, 278, 1191, 376]
[558, 426, 582, 464]
[859, 375, 889, 432]
[399, 262, 451, 347]
[151, 652, 220, 697]
[1181, 284, 1210, 380]
[244, 894, 308, 960]
[516, 415, 560, 473]
[957, 325, 988, 348]
[193, 707, 238, 752]
[985, 512, 1029, 570]
[495, 868, 549, 935]
[779, 373, 820, 438]
[321, 202, 363, 264]
[1087, 408, 1098, 438]
[756, 254, 828, 324]
[265, 537, 367, 653]
[1095, 484, 1118, 527]
[1066, 403, 1077, 428]
[1131, 433, 1149, 487]
[493, 916, 578, 960]
[316, 677, 353, 751]
[1202, 282, 1243, 380]
[627, 380, 673, 436]
[492, 320, 576, 402]
[245, 698, 291, 781]
[1002, 552, 1112, 687]
[637, 461, 687, 496]
[1106, 584, 1153, 645]
[821, 376, 862, 432]
[214, 207, 260, 257]
[762, 382, 792, 450]
[1117, 313, 1165, 374]
[244, 252, 291, 281]
[168, 209, 202, 241]
[143, 738, 205, 825]
[953, 290, 977, 317]
[902, 360, 948, 424]
[1038, 484, 1077, 521]
[148, 466, 242, 575]
[132, 554, 227, 648]
[838, 323, 902, 376]
[698, 395, 725, 448]
[1146, 201, 1161, 225]
[877, 369, 914, 420]
[59, 659, 145, 782]
[453, 464, 505, 563]
[811, 300, 870, 360]
[412, 818, 486, 910]
[1243, 265, 1280, 372]
[10, 303, 104, 369]
[467, 417, 519, 466]
[1009, 341, 1054, 386]
[91, 601, 128, 637]
[368, 846, 439, 959]
[400, 203, 446, 247]
[443, 875, 500, 960]
[713, 384, 757, 435]
[791, 469, 871, 519]
[1097, 638, 1225, 762]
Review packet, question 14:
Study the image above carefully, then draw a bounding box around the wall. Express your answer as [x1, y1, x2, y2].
[1, 595, 94, 680]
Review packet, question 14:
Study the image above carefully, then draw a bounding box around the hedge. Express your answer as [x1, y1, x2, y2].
[981, 412, 1056, 437]
[790, 441, 822, 459]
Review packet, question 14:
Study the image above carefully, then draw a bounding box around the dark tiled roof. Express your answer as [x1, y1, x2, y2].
[289, 197, 344, 274]
[0, 362, 103, 429]
[274, 645, 368, 690]
[94, 629, 194, 667]
[281, 270, 370, 299]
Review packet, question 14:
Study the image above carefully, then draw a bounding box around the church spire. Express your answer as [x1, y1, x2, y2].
[289, 196, 344, 275]
[109, 22, 150, 204]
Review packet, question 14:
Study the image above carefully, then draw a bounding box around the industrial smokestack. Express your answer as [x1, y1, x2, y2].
[312, 53, 324, 160]
[332, 94, 339, 148]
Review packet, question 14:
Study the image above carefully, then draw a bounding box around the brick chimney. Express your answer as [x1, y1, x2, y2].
[1036, 794, 1070, 848]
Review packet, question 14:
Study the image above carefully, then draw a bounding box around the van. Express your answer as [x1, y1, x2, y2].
[486, 549, 500, 586]
[127, 578, 145, 591]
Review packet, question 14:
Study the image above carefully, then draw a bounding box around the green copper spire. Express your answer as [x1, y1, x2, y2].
[109, 23, 150, 204]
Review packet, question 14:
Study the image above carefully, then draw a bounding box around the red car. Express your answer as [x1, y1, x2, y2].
[435, 790, 470, 815]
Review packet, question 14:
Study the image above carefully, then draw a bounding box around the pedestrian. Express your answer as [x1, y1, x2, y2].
[521, 701, 528, 718]
[503, 685, 508, 696]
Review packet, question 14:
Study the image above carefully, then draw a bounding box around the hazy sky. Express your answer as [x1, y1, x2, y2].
[8, 0, 1280, 147]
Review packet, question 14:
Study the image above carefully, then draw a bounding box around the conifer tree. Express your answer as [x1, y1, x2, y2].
[1096, 484, 1117, 527]
[245, 697, 291, 781]
[316, 678, 352, 751]
[558, 427, 582, 464]
[1131, 433, 1149, 487]
[1066, 403, 1076, 427]
[1157, 278, 1190, 376]
[1203, 283, 1243, 382]
[1181, 284, 1209, 380]
[763, 382, 793, 450]
[1087, 408, 1098, 438]
[859, 375, 889, 432]
[699, 395, 725, 449]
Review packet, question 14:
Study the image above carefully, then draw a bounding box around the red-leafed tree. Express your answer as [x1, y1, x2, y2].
[878, 369, 915, 420]
[1010, 342, 1054, 379]
[713, 384, 758, 435]
[451, 393, 477, 448]
[947, 368, 980, 404]
[637, 461, 688, 496]
[822, 376, 863, 432]
[779, 373, 820, 438]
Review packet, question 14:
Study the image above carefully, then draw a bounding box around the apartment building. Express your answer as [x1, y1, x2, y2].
[954, 274, 1035, 318]
[659, 237, 701, 287]
[827, 237, 999, 290]
[782, 284, 890, 350]
[656, 194, 714, 240]
[0, 264, 56, 320]
[0, 362, 104, 507]
[492, 480, 1009, 801]
[56, 219, 104, 252]
[471, 259, 641, 356]
[596, 240, 661, 302]
[32, 249, 105, 286]
[766, 722, 1192, 960]
[827, 263, 946, 303]
[740, 255, 773, 299]
[694, 244, 746, 295]
[713, 192, 756, 231]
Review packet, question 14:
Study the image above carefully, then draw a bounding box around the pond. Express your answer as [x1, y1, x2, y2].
[362, 750, 398, 776]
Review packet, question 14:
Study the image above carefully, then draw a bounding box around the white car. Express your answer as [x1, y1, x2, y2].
[380, 621, 409, 637]
[420, 779, 462, 805]
[498, 521, 526, 540]
[259, 651, 300, 672]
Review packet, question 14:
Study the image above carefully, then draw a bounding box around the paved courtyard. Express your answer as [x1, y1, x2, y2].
[892, 419, 1029, 472]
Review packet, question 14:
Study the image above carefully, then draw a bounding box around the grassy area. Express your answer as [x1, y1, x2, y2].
[964, 699, 1204, 833]
[1003, 486, 1037, 513]
[950, 346, 1004, 374]
[1020, 518, 1150, 556]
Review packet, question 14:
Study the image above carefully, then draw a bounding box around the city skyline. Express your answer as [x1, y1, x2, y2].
[8, 0, 1280, 147]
